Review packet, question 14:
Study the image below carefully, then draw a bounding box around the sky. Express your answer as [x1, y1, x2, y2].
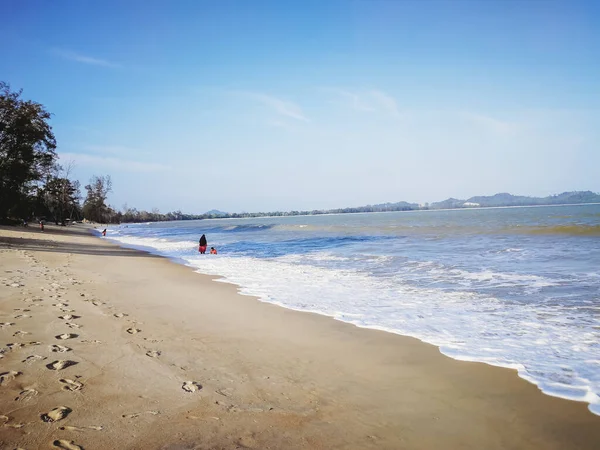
[3, 0, 599, 213]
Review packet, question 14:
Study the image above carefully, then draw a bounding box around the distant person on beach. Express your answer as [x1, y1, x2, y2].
[102, 229, 107, 236]
[39, 221, 44, 231]
[199, 234, 207, 254]
[210, 247, 217, 255]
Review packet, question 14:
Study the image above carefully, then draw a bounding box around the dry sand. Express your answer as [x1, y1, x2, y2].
[0, 225, 599, 450]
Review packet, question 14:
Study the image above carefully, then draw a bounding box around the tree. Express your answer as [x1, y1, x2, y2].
[0, 81, 57, 219]
[43, 163, 81, 225]
[83, 175, 112, 223]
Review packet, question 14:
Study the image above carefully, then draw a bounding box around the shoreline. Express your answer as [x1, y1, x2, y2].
[1, 224, 599, 449]
[106, 225, 600, 415]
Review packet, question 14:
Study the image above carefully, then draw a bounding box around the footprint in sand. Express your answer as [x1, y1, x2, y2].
[0, 370, 22, 386]
[113, 313, 128, 318]
[15, 388, 38, 401]
[46, 360, 78, 371]
[7, 341, 40, 350]
[60, 425, 103, 431]
[52, 440, 83, 450]
[122, 410, 159, 419]
[65, 322, 82, 329]
[41, 406, 72, 422]
[14, 314, 31, 319]
[146, 350, 161, 358]
[216, 388, 233, 397]
[53, 303, 69, 308]
[0, 414, 26, 429]
[6, 342, 23, 351]
[0, 322, 15, 328]
[59, 315, 81, 320]
[92, 301, 104, 306]
[13, 330, 31, 337]
[59, 378, 83, 391]
[56, 333, 78, 340]
[182, 381, 202, 393]
[80, 339, 101, 344]
[50, 344, 72, 353]
[126, 327, 141, 334]
[22, 354, 47, 364]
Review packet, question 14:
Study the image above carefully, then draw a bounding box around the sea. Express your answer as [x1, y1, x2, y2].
[104, 204, 600, 415]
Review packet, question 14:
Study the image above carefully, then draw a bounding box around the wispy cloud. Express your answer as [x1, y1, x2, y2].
[59, 152, 169, 173]
[325, 88, 375, 112]
[266, 120, 296, 131]
[369, 90, 402, 119]
[325, 88, 402, 119]
[463, 112, 516, 135]
[51, 48, 120, 68]
[82, 144, 144, 156]
[242, 92, 309, 122]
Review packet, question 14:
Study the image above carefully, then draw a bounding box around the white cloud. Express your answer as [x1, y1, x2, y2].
[369, 90, 402, 119]
[83, 145, 143, 156]
[51, 48, 120, 68]
[266, 120, 296, 131]
[463, 112, 516, 135]
[324, 88, 375, 112]
[243, 92, 309, 121]
[326, 88, 401, 119]
[59, 152, 169, 173]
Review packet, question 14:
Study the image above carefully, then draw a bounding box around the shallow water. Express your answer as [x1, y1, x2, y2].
[107, 204, 600, 414]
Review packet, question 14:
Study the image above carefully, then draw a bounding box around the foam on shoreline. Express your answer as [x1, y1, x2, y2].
[105, 230, 600, 415]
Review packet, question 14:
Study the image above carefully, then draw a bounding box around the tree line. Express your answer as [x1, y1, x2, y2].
[1, 82, 114, 225]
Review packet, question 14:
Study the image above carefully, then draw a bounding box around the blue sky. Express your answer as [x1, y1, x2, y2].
[3, 0, 599, 213]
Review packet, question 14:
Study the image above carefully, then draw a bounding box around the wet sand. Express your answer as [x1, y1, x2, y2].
[1, 225, 599, 449]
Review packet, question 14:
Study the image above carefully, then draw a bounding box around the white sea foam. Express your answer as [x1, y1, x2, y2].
[107, 232, 600, 415]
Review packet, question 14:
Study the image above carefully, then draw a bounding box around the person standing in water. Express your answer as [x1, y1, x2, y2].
[199, 234, 207, 254]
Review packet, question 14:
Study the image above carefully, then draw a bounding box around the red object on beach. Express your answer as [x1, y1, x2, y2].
[199, 245, 207, 254]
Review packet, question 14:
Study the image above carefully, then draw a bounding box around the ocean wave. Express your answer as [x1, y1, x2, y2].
[181, 254, 599, 415]
[103, 206, 600, 415]
[506, 224, 600, 236]
[272, 223, 600, 237]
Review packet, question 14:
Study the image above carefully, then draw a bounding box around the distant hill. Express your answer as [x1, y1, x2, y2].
[204, 209, 228, 216]
[427, 198, 464, 210]
[362, 201, 419, 212]
[430, 191, 600, 209]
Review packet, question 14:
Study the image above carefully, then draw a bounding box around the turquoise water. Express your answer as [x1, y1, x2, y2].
[107, 204, 600, 414]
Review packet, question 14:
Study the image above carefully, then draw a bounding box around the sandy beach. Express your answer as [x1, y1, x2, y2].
[0, 225, 599, 450]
